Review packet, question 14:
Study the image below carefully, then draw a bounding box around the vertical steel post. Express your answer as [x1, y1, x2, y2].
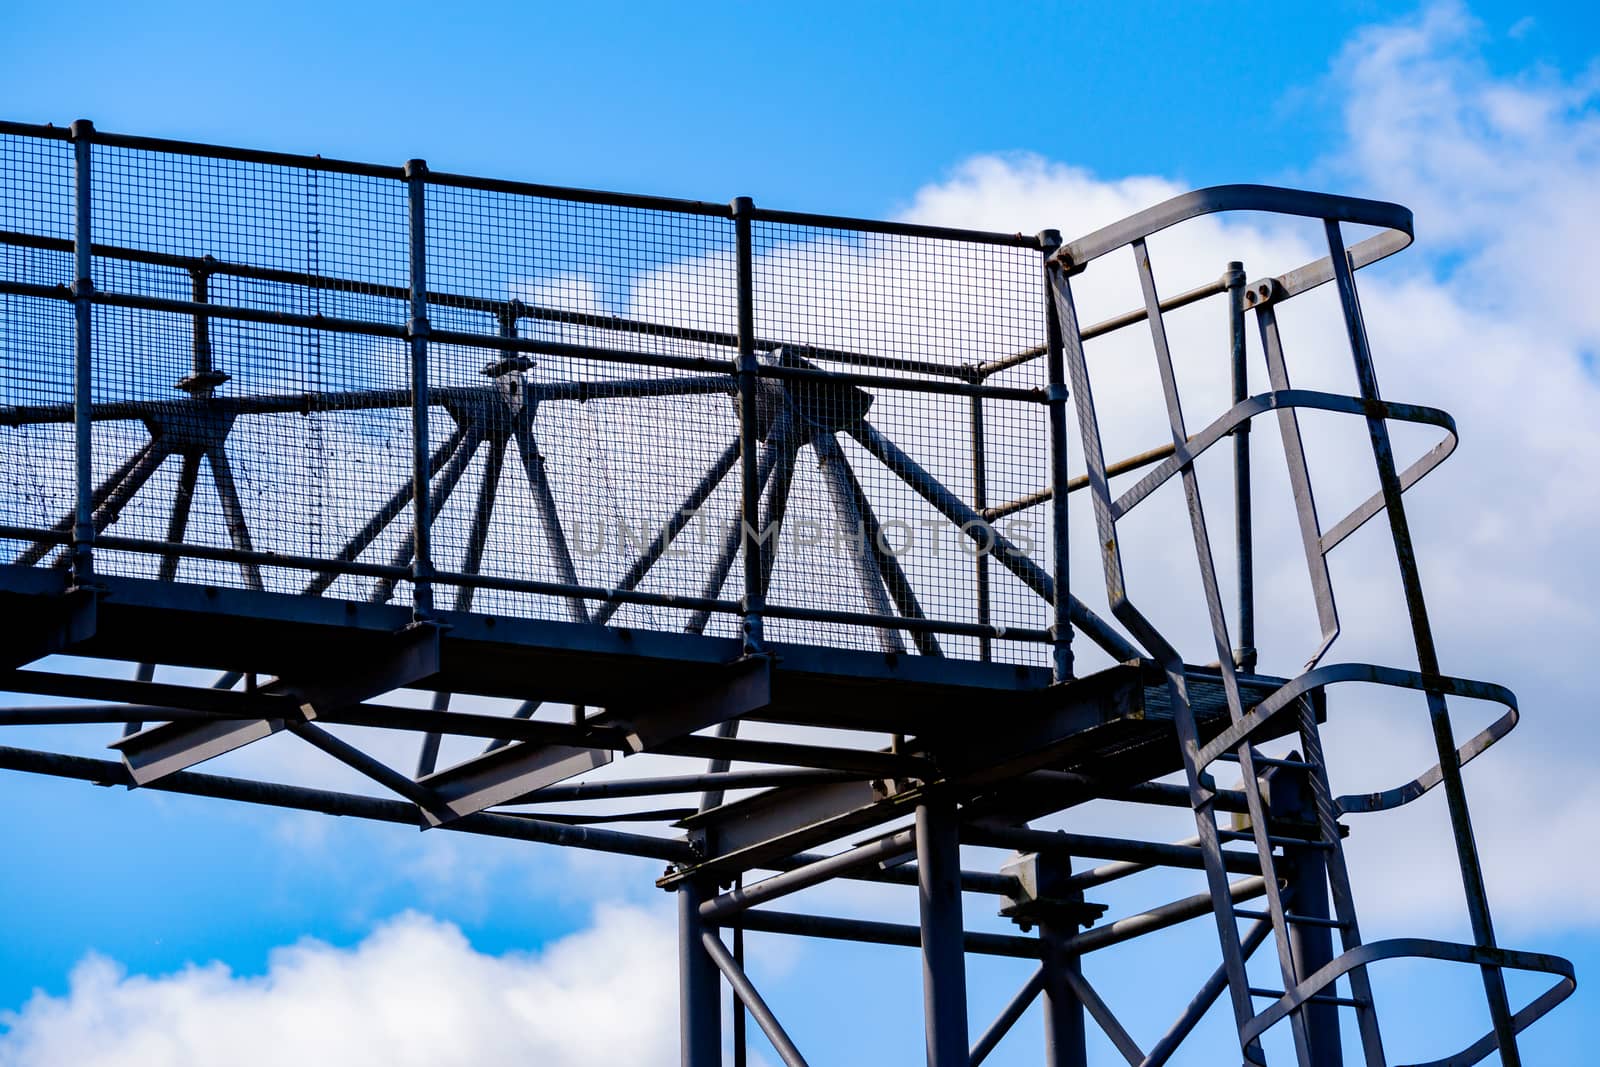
[184, 264, 216, 393]
[732, 196, 764, 653]
[405, 159, 433, 620]
[69, 119, 95, 586]
[1039, 230, 1073, 682]
[679, 878, 723, 1067]
[1283, 845, 1341, 1066]
[192, 268, 210, 376]
[1040, 921, 1087, 1067]
[1226, 261, 1256, 673]
[970, 397, 992, 661]
[1262, 759, 1341, 1066]
[917, 799, 970, 1067]
[732, 913, 748, 1067]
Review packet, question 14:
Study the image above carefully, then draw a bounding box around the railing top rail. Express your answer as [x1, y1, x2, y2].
[1, 118, 1043, 246]
[1052, 183, 1414, 270]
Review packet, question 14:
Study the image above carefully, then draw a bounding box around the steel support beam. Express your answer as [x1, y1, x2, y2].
[0, 742, 692, 861]
[679, 878, 722, 1067]
[1041, 920, 1087, 1067]
[1284, 844, 1341, 1067]
[418, 743, 611, 826]
[722, 909, 1040, 960]
[917, 799, 970, 1067]
[970, 969, 1043, 1066]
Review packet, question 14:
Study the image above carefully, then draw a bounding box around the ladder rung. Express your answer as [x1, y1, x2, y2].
[1253, 754, 1314, 770]
[1218, 829, 1333, 850]
[1213, 751, 1313, 770]
[1233, 908, 1349, 929]
[1248, 987, 1367, 1009]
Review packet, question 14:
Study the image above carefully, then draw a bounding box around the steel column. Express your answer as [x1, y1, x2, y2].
[1041, 920, 1087, 1067]
[1283, 846, 1341, 1066]
[917, 799, 970, 1067]
[679, 878, 723, 1067]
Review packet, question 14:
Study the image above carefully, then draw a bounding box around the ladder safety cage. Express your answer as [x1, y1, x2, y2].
[1046, 185, 1573, 1065]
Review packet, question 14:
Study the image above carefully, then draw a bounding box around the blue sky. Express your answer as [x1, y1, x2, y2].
[3, 2, 1599, 1064]
[4, 1, 1594, 214]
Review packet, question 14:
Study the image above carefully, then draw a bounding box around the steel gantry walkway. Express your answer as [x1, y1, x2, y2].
[0, 119, 1574, 1065]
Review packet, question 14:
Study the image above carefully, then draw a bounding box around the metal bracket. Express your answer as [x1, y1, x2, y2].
[999, 849, 1107, 933]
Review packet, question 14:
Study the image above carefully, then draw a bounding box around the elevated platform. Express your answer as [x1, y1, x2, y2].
[0, 118, 1569, 1066]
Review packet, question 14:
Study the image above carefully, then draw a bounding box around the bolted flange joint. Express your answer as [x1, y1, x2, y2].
[998, 850, 1108, 933]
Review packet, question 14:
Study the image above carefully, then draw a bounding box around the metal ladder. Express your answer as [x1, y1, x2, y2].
[1042, 195, 1564, 1064]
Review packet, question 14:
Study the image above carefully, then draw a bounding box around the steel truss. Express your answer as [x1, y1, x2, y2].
[0, 119, 1575, 1065]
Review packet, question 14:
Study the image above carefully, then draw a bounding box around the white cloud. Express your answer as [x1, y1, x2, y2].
[0, 907, 679, 1067]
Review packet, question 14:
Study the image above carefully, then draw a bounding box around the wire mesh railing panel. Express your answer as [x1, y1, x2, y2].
[423, 183, 740, 627]
[0, 130, 73, 249]
[0, 123, 1070, 664]
[747, 220, 1051, 662]
[0, 133, 75, 553]
[73, 145, 412, 591]
[0, 295, 74, 561]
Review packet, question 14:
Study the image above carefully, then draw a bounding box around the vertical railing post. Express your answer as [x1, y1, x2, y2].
[1226, 261, 1255, 673]
[68, 119, 96, 586]
[1039, 230, 1073, 682]
[917, 799, 970, 1067]
[970, 396, 992, 661]
[732, 196, 764, 653]
[405, 159, 433, 621]
[679, 877, 723, 1067]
